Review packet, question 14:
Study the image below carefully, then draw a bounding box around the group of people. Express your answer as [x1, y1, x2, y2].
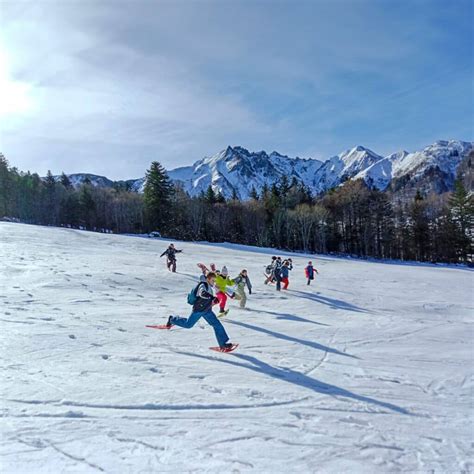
[158, 243, 318, 351]
[264, 256, 293, 290]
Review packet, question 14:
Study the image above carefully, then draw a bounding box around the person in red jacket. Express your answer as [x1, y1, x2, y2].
[305, 261, 318, 285]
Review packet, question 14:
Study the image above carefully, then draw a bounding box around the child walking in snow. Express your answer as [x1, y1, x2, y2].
[214, 266, 236, 316]
[160, 243, 183, 272]
[165, 272, 234, 350]
[274, 257, 283, 291]
[233, 269, 252, 308]
[305, 261, 318, 285]
[280, 260, 292, 290]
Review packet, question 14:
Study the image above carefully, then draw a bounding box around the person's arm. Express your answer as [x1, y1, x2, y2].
[160, 250, 167, 258]
[197, 283, 213, 300]
[247, 277, 252, 294]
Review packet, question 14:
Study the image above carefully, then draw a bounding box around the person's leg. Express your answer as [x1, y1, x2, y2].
[202, 311, 230, 347]
[172, 260, 176, 272]
[307, 278, 311, 285]
[276, 276, 281, 291]
[216, 291, 227, 311]
[282, 277, 289, 289]
[237, 288, 246, 308]
[170, 311, 203, 329]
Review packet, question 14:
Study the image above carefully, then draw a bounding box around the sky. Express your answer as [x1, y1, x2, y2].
[0, 0, 472, 180]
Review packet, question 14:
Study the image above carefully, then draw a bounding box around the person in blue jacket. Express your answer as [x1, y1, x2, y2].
[280, 259, 292, 290]
[165, 272, 233, 350]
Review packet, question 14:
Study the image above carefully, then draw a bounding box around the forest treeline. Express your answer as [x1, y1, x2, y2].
[1, 154, 473, 264]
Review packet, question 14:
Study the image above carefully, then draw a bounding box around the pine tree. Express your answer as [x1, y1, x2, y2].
[449, 180, 474, 262]
[279, 175, 290, 195]
[143, 161, 173, 233]
[79, 185, 96, 229]
[409, 191, 430, 261]
[60, 172, 72, 189]
[0, 153, 11, 217]
[216, 191, 226, 204]
[249, 186, 259, 200]
[205, 185, 216, 204]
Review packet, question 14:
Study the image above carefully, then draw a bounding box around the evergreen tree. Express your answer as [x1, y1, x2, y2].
[279, 175, 291, 195]
[143, 161, 173, 233]
[205, 185, 216, 204]
[60, 172, 72, 189]
[249, 186, 259, 200]
[0, 153, 11, 217]
[231, 188, 239, 201]
[409, 191, 430, 261]
[216, 191, 226, 204]
[449, 180, 474, 262]
[79, 184, 96, 229]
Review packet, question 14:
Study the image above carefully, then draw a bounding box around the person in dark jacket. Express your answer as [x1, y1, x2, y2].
[274, 257, 283, 291]
[280, 260, 292, 290]
[160, 243, 182, 272]
[166, 272, 233, 349]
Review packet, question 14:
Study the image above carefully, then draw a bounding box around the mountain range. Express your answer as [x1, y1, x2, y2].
[55, 140, 473, 199]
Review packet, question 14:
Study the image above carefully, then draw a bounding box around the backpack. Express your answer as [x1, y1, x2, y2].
[187, 282, 203, 305]
[265, 264, 273, 274]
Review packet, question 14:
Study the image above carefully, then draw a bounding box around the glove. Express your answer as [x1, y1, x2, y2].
[230, 293, 235, 299]
[213, 297, 219, 304]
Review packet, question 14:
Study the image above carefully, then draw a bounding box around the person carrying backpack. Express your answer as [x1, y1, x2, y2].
[305, 261, 318, 285]
[165, 272, 233, 350]
[264, 256, 277, 284]
[160, 243, 183, 272]
[233, 269, 252, 308]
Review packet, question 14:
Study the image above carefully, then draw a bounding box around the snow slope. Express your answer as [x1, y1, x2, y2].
[1, 223, 473, 473]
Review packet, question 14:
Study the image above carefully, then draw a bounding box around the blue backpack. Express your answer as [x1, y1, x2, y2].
[187, 283, 201, 305]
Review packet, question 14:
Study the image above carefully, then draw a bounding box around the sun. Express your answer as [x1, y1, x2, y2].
[0, 47, 33, 118]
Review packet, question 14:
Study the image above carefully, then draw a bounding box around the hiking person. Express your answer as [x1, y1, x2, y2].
[214, 266, 236, 316]
[305, 261, 318, 285]
[160, 243, 182, 272]
[280, 260, 291, 290]
[233, 269, 252, 309]
[264, 256, 277, 284]
[274, 257, 283, 291]
[165, 272, 234, 350]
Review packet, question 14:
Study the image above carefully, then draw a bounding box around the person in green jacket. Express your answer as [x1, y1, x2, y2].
[233, 269, 252, 309]
[214, 266, 235, 315]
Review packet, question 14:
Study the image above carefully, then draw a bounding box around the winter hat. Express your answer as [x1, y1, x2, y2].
[221, 266, 228, 276]
[308, 261, 312, 265]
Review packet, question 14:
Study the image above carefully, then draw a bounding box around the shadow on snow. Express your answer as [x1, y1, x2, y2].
[174, 351, 411, 416]
[228, 319, 357, 359]
[290, 290, 369, 313]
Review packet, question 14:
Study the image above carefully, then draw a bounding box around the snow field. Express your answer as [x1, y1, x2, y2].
[0, 222, 473, 473]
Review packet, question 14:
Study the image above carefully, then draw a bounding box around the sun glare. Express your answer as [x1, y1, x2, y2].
[0, 48, 33, 117]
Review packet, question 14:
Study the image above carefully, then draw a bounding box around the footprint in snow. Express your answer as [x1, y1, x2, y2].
[69, 334, 76, 339]
[101, 354, 109, 360]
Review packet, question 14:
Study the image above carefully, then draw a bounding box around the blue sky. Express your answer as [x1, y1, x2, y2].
[0, 0, 472, 179]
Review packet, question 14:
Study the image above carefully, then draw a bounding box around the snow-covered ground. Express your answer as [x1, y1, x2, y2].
[1, 222, 473, 473]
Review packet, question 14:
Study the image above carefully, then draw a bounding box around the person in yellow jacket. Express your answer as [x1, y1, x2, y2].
[214, 266, 235, 316]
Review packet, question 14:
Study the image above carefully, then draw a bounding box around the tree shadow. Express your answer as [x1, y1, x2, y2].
[174, 350, 411, 415]
[228, 320, 358, 359]
[290, 290, 369, 313]
[257, 308, 330, 326]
